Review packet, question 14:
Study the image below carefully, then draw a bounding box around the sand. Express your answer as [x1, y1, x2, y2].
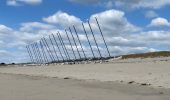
[1, 58, 170, 99]
[0, 73, 170, 100]
[0, 58, 170, 88]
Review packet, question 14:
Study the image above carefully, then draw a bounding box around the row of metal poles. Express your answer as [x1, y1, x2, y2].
[26, 17, 112, 64]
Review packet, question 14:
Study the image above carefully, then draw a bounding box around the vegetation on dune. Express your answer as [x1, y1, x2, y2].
[122, 51, 170, 59]
[0, 63, 6, 66]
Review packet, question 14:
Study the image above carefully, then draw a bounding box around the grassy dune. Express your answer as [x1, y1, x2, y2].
[122, 51, 170, 59]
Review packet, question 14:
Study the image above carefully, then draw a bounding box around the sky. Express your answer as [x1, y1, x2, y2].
[1, 0, 170, 63]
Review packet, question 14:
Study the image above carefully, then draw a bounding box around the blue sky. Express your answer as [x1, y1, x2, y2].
[1, 0, 170, 63]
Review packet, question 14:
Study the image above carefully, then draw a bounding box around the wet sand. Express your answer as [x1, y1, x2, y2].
[0, 73, 170, 100]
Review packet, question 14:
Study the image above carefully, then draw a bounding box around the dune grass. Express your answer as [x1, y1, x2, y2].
[122, 51, 170, 59]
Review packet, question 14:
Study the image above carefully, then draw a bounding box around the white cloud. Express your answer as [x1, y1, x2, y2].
[105, 1, 114, 9]
[6, 0, 42, 6]
[0, 50, 11, 57]
[148, 17, 170, 27]
[20, 22, 56, 32]
[1, 9, 170, 63]
[69, 0, 99, 4]
[145, 10, 158, 18]
[43, 11, 82, 28]
[115, 0, 170, 9]
[70, 0, 170, 9]
[135, 31, 170, 42]
[0, 24, 12, 33]
[6, 0, 19, 6]
[43, 9, 140, 36]
[89, 9, 140, 36]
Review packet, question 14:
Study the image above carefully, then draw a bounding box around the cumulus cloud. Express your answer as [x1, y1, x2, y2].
[70, 0, 99, 4]
[20, 22, 56, 32]
[114, 0, 170, 9]
[145, 10, 158, 18]
[43, 9, 140, 36]
[70, 0, 170, 9]
[148, 17, 170, 27]
[89, 9, 140, 36]
[43, 11, 82, 28]
[7, 0, 42, 6]
[1, 9, 170, 63]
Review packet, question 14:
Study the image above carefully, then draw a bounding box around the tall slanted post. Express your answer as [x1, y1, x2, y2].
[69, 27, 81, 60]
[58, 32, 71, 61]
[65, 29, 77, 60]
[56, 32, 69, 61]
[35, 42, 43, 64]
[41, 38, 54, 62]
[95, 17, 111, 58]
[26, 45, 34, 63]
[82, 22, 95, 59]
[49, 35, 60, 62]
[88, 20, 102, 58]
[73, 25, 87, 60]
[39, 40, 49, 63]
[51, 34, 65, 62]
[31, 43, 40, 64]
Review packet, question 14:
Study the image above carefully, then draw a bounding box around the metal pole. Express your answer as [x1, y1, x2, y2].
[49, 35, 60, 62]
[58, 32, 71, 61]
[35, 42, 43, 64]
[73, 25, 86, 59]
[33, 43, 42, 64]
[29, 44, 37, 64]
[56, 32, 69, 61]
[51, 34, 65, 62]
[95, 17, 111, 57]
[41, 38, 54, 62]
[69, 27, 81, 59]
[43, 38, 56, 62]
[26, 45, 34, 63]
[65, 29, 76, 60]
[27, 45, 35, 63]
[82, 22, 95, 58]
[40, 40, 49, 63]
[31, 43, 40, 64]
[88, 20, 102, 58]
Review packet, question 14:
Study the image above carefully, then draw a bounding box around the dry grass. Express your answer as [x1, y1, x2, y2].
[122, 51, 170, 59]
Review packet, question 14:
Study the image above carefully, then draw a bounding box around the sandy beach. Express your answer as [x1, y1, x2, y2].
[1, 58, 170, 88]
[1, 58, 170, 100]
[0, 73, 170, 100]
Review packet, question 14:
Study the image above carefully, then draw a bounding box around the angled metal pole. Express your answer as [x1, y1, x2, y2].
[29, 44, 37, 63]
[39, 40, 49, 63]
[51, 34, 65, 62]
[33, 43, 42, 64]
[95, 17, 111, 57]
[26, 46, 32, 62]
[49, 35, 60, 62]
[27, 45, 35, 63]
[31, 43, 40, 64]
[88, 20, 102, 58]
[35, 42, 43, 64]
[37, 41, 46, 63]
[73, 25, 86, 59]
[82, 22, 95, 58]
[58, 32, 71, 61]
[43, 38, 56, 62]
[69, 27, 81, 59]
[65, 29, 76, 60]
[42, 38, 56, 62]
[56, 32, 69, 61]
[26, 45, 34, 63]
[41, 38, 54, 62]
